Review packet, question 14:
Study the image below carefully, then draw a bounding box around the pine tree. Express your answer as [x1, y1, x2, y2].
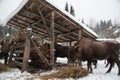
[108, 19, 112, 27]
[82, 18, 85, 24]
[0, 26, 4, 38]
[65, 2, 69, 12]
[70, 5, 75, 16]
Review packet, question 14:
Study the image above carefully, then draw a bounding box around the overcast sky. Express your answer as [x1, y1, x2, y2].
[0, 0, 24, 26]
[0, 0, 120, 25]
[50, 0, 120, 24]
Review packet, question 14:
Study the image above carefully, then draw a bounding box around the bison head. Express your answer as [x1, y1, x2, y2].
[67, 46, 81, 65]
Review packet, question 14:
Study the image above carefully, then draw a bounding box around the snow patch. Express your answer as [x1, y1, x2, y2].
[56, 57, 68, 64]
[113, 29, 120, 34]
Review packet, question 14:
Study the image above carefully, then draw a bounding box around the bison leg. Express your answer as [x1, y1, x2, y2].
[4, 53, 9, 64]
[105, 61, 109, 67]
[105, 57, 112, 68]
[106, 56, 115, 73]
[78, 59, 82, 66]
[87, 60, 93, 73]
[92, 59, 97, 69]
[115, 58, 120, 75]
[106, 61, 114, 73]
[0, 52, 4, 58]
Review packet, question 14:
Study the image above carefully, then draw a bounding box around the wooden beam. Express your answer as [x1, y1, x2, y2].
[13, 16, 32, 24]
[21, 6, 77, 40]
[16, 14, 35, 23]
[32, 32, 43, 38]
[32, 29, 47, 37]
[22, 28, 31, 72]
[58, 29, 78, 36]
[8, 23, 23, 29]
[38, 0, 85, 40]
[38, 0, 82, 29]
[50, 11, 55, 68]
[8, 22, 65, 42]
[12, 17, 47, 35]
[35, 0, 54, 40]
[9, 21, 46, 39]
[31, 25, 47, 34]
[12, 17, 30, 25]
[23, 8, 78, 39]
[31, 39, 51, 68]
[22, 8, 41, 18]
[22, 8, 51, 23]
[31, 20, 41, 26]
[11, 18, 29, 27]
[69, 41, 72, 47]
[8, 22, 26, 29]
[11, 18, 48, 37]
[78, 30, 81, 40]
[8, 22, 45, 38]
[45, 19, 77, 40]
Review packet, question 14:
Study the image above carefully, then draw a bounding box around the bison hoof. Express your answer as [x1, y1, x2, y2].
[118, 73, 120, 75]
[106, 71, 110, 73]
[89, 71, 92, 73]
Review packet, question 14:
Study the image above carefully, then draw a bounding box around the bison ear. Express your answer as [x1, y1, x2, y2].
[75, 47, 79, 52]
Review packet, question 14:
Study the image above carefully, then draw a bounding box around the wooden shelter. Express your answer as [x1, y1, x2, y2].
[6, 0, 98, 72]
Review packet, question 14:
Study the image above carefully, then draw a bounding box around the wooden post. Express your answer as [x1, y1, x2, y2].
[78, 30, 81, 40]
[22, 28, 31, 72]
[69, 41, 72, 47]
[78, 30, 82, 66]
[50, 11, 55, 68]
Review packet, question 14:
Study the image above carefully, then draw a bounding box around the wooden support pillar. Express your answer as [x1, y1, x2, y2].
[50, 11, 55, 68]
[78, 30, 81, 40]
[22, 28, 32, 72]
[69, 41, 72, 47]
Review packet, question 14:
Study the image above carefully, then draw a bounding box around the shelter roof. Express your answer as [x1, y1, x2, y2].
[7, 0, 98, 42]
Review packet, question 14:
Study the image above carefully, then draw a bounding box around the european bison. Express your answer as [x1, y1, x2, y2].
[43, 43, 97, 67]
[42, 43, 69, 62]
[68, 38, 120, 75]
[0, 38, 11, 64]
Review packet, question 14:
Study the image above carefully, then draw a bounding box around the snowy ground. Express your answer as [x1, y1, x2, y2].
[0, 58, 120, 80]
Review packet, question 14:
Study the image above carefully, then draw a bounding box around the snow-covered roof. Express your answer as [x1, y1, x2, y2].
[96, 38, 120, 43]
[2, 0, 98, 41]
[0, 0, 28, 26]
[96, 38, 116, 41]
[46, 0, 98, 38]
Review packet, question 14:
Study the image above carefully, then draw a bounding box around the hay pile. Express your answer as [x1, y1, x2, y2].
[0, 63, 10, 72]
[7, 61, 16, 68]
[13, 30, 26, 42]
[41, 66, 89, 79]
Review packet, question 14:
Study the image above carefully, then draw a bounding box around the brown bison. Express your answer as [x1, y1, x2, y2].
[0, 38, 12, 64]
[42, 43, 69, 61]
[68, 38, 120, 75]
[43, 43, 97, 67]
